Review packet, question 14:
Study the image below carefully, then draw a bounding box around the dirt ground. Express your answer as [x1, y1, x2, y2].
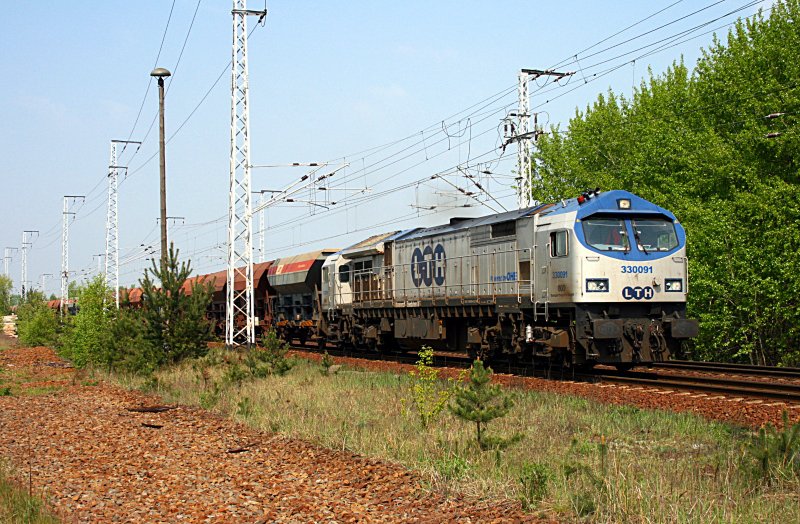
[0, 344, 545, 523]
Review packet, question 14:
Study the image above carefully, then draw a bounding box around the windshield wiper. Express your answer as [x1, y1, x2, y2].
[634, 230, 649, 254]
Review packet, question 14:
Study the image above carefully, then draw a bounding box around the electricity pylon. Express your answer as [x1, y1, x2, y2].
[62, 195, 84, 316]
[226, 0, 266, 347]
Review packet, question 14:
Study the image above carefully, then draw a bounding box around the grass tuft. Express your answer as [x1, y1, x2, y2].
[0, 461, 59, 523]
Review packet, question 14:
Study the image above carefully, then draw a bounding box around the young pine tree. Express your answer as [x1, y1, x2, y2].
[139, 243, 213, 365]
[450, 360, 517, 451]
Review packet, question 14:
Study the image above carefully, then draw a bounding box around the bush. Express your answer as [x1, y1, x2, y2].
[59, 276, 113, 368]
[109, 307, 158, 375]
[15, 292, 58, 347]
[0, 275, 12, 316]
[248, 329, 295, 377]
[320, 351, 335, 375]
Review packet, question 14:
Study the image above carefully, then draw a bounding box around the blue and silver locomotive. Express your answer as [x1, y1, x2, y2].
[320, 189, 698, 367]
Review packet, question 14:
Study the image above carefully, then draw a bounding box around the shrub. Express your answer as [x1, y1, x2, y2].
[108, 307, 156, 374]
[59, 276, 113, 368]
[15, 292, 58, 347]
[252, 329, 295, 377]
[0, 275, 12, 316]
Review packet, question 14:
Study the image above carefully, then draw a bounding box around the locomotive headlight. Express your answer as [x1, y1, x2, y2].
[617, 198, 631, 209]
[665, 278, 683, 292]
[586, 278, 609, 292]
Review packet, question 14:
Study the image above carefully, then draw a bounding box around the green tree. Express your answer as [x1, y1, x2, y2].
[0, 275, 12, 315]
[59, 276, 113, 368]
[533, 1, 800, 365]
[138, 244, 213, 366]
[450, 360, 516, 451]
[15, 291, 58, 347]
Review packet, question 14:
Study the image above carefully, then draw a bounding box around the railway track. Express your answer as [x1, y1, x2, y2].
[590, 368, 800, 403]
[650, 360, 800, 379]
[289, 342, 800, 404]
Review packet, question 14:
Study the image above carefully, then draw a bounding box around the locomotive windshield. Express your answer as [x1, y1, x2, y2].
[582, 218, 630, 251]
[631, 218, 678, 251]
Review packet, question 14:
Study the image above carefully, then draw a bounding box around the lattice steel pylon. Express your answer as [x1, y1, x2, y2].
[514, 68, 574, 209]
[61, 195, 84, 316]
[20, 230, 38, 300]
[516, 71, 532, 209]
[227, 1, 267, 347]
[3, 247, 16, 277]
[106, 139, 139, 309]
[105, 141, 120, 308]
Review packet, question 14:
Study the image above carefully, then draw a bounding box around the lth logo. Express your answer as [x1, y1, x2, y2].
[411, 244, 446, 287]
[622, 286, 654, 300]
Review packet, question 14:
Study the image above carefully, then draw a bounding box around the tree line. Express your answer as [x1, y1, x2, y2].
[532, 0, 800, 366]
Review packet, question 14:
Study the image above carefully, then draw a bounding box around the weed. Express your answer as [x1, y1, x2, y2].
[140, 375, 159, 393]
[0, 386, 11, 397]
[745, 410, 800, 484]
[237, 397, 255, 419]
[599, 434, 608, 476]
[320, 351, 335, 375]
[569, 491, 597, 517]
[432, 453, 470, 481]
[519, 462, 553, 510]
[0, 461, 59, 523]
[405, 346, 459, 428]
[199, 381, 221, 410]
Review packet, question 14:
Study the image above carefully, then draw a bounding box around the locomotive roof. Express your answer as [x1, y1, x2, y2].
[391, 191, 675, 243]
[545, 189, 677, 221]
[397, 204, 550, 241]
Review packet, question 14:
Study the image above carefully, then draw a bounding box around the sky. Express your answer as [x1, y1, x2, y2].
[0, 0, 772, 296]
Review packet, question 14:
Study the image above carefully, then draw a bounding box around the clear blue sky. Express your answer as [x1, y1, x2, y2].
[0, 0, 771, 294]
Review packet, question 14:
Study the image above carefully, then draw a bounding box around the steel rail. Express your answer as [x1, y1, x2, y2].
[651, 360, 800, 379]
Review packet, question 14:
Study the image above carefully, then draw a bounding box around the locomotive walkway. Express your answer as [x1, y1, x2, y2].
[0, 343, 543, 523]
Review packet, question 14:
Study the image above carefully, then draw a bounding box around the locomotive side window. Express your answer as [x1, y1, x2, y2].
[631, 218, 678, 251]
[339, 264, 350, 283]
[549, 231, 568, 257]
[582, 218, 630, 251]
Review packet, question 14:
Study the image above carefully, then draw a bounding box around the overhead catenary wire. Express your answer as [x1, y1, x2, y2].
[56, 0, 775, 284]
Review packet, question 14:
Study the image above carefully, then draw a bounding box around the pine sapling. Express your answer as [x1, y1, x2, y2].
[449, 359, 519, 451]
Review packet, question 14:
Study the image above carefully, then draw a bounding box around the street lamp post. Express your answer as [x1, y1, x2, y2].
[151, 67, 171, 270]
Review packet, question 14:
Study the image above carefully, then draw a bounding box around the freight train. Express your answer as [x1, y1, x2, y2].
[125, 189, 699, 368]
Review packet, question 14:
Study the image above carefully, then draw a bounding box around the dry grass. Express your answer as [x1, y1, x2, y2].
[105, 350, 799, 523]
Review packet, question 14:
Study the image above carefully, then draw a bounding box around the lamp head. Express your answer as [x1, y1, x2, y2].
[150, 67, 171, 78]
